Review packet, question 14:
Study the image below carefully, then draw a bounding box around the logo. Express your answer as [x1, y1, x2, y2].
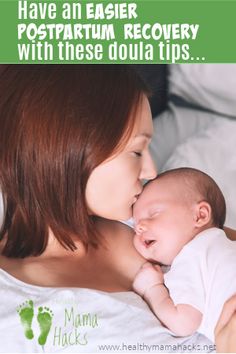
[17, 299, 99, 349]
[17, 300, 53, 347]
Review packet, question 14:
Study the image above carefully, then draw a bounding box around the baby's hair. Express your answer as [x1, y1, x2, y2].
[147, 167, 226, 229]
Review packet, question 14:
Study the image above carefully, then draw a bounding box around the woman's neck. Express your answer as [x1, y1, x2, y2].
[39, 228, 88, 260]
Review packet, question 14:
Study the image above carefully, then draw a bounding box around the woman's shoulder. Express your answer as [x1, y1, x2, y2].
[0, 241, 9, 269]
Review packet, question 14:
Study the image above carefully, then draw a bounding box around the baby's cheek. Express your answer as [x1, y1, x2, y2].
[133, 236, 143, 255]
[133, 235, 139, 250]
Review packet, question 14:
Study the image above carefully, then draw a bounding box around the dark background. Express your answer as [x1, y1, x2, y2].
[132, 64, 168, 117]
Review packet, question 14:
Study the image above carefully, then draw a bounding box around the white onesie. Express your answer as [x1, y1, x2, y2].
[164, 227, 236, 341]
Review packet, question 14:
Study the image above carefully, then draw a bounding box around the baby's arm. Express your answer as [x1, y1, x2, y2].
[133, 262, 202, 337]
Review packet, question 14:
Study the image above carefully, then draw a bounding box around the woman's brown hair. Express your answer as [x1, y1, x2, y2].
[0, 64, 149, 258]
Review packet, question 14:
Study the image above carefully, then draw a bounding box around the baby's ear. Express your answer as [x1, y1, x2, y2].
[193, 201, 212, 228]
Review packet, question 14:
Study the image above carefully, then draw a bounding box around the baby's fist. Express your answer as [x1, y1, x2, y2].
[133, 262, 164, 297]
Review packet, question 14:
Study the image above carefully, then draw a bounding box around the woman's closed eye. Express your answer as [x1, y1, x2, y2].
[133, 151, 142, 157]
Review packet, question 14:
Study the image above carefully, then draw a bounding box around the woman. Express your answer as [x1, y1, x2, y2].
[0, 65, 235, 352]
[215, 295, 236, 352]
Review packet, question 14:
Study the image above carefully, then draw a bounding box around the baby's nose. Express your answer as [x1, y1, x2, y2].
[135, 221, 147, 235]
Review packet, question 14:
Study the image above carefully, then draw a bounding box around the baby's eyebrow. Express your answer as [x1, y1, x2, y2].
[149, 202, 162, 210]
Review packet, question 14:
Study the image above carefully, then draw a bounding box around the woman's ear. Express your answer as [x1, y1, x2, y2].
[193, 201, 212, 228]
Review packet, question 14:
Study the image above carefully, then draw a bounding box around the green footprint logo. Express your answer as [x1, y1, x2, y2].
[17, 300, 34, 340]
[17, 300, 53, 347]
[37, 306, 54, 346]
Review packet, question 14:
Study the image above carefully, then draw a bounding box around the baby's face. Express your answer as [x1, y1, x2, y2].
[133, 179, 196, 265]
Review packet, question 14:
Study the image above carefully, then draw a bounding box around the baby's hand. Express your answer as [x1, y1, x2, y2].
[133, 262, 164, 297]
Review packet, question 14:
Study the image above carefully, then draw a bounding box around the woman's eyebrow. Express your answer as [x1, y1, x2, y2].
[134, 133, 152, 139]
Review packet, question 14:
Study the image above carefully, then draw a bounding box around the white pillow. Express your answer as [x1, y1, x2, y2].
[169, 64, 236, 116]
[151, 102, 217, 171]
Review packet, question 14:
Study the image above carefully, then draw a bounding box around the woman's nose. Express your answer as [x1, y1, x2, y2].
[140, 152, 157, 181]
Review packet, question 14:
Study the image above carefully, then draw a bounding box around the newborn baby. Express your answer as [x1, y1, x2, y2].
[132, 167, 236, 341]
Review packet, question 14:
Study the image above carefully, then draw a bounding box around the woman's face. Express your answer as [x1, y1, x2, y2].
[85, 96, 157, 221]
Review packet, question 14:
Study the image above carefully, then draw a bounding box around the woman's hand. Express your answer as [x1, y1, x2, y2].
[215, 294, 236, 353]
[132, 262, 164, 297]
[224, 227, 236, 241]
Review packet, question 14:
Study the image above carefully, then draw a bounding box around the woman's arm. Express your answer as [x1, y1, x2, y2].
[214, 228, 236, 352]
[224, 227, 236, 241]
[215, 295, 236, 353]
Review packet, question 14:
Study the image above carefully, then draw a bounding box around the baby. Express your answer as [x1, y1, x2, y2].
[132, 167, 236, 342]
